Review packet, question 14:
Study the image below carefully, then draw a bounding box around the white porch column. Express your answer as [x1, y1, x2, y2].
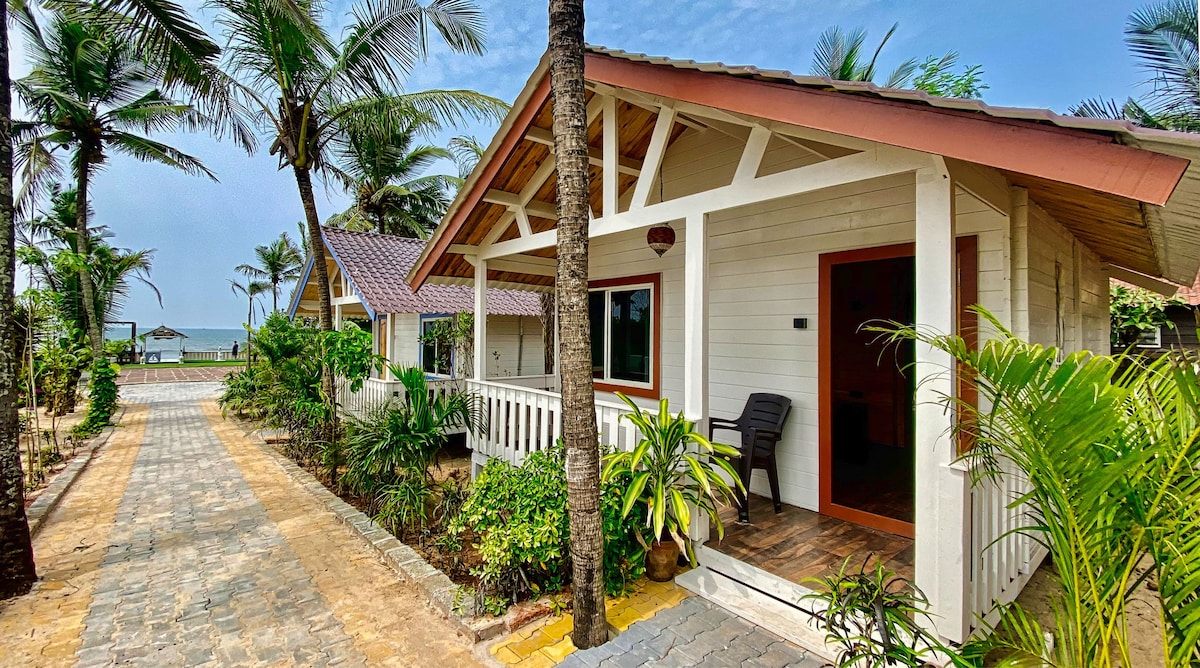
[334, 304, 342, 330]
[684, 212, 710, 544]
[914, 162, 970, 643]
[474, 259, 488, 381]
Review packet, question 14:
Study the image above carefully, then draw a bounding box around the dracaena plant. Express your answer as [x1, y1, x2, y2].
[601, 393, 744, 562]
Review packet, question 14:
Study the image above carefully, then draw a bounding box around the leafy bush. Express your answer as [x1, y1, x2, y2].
[1110, 283, 1185, 347]
[451, 442, 650, 609]
[879, 307, 1200, 667]
[375, 473, 432, 538]
[78, 360, 119, 435]
[802, 556, 978, 668]
[342, 366, 481, 499]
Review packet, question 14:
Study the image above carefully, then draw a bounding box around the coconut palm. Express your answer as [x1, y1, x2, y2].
[236, 233, 304, 312]
[13, 8, 216, 357]
[1073, 0, 1199, 131]
[210, 0, 505, 337]
[325, 109, 464, 238]
[811, 23, 918, 88]
[448, 134, 485, 179]
[20, 186, 162, 342]
[0, 0, 233, 604]
[230, 278, 270, 328]
[547, 0, 606, 648]
[878, 309, 1200, 667]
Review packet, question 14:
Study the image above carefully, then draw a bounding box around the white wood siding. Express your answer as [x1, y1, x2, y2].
[485, 315, 545, 378]
[389, 313, 422, 367]
[587, 127, 1010, 510]
[1025, 201, 1109, 352]
[387, 312, 544, 378]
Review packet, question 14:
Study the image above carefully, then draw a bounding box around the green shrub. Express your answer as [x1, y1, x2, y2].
[451, 443, 650, 609]
[78, 360, 119, 435]
[375, 473, 432, 538]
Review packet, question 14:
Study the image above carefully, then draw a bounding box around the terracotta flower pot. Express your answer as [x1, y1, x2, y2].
[646, 540, 680, 582]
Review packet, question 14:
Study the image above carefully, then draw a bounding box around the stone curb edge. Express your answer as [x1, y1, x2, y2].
[245, 430, 507, 643]
[27, 404, 128, 537]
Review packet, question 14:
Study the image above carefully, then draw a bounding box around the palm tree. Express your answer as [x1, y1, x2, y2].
[236, 233, 304, 312]
[230, 278, 270, 328]
[810, 23, 917, 88]
[325, 109, 463, 238]
[13, 8, 216, 358]
[1073, 0, 1199, 131]
[547, 0, 606, 648]
[210, 0, 505, 337]
[21, 187, 163, 342]
[0, 0, 231, 604]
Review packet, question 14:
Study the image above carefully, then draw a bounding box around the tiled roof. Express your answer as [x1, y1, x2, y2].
[323, 228, 542, 317]
[1112, 274, 1200, 305]
[585, 46, 1200, 146]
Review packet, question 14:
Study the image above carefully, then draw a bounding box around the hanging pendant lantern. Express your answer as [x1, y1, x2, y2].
[647, 222, 676, 257]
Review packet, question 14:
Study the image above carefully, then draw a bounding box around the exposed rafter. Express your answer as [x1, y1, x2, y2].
[523, 127, 642, 175]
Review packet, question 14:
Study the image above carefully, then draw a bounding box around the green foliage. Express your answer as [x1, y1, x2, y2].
[1110, 283, 1185, 347]
[219, 313, 329, 464]
[375, 473, 433, 538]
[342, 366, 482, 499]
[911, 52, 988, 99]
[876, 307, 1200, 667]
[321, 322, 380, 394]
[803, 557, 977, 668]
[451, 443, 650, 609]
[79, 360, 120, 435]
[602, 394, 743, 563]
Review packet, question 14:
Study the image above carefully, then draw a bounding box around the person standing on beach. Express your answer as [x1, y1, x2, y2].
[232, 341, 239, 358]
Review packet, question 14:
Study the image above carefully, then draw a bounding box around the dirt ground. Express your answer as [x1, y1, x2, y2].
[19, 403, 89, 505]
[1007, 556, 1164, 667]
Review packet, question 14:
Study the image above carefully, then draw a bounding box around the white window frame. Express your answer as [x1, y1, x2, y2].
[589, 281, 656, 392]
[420, 315, 454, 377]
[1136, 326, 1163, 348]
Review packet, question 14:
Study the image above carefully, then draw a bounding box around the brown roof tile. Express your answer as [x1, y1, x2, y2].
[322, 228, 541, 317]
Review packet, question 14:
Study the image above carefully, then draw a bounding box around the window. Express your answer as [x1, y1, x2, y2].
[589, 275, 659, 397]
[1136, 327, 1162, 348]
[421, 316, 453, 376]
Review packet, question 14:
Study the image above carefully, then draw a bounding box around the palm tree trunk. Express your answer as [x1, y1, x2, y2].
[272, 283, 278, 313]
[548, 0, 606, 648]
[540, 292, 555, 374]
[293, 165, 333, 332]
[292, 164, 337, 435]
[0, 0, 39, 598]
[75, 157, 103, 357]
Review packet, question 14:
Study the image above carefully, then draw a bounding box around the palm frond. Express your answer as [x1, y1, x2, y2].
[105, 132, 218, 180]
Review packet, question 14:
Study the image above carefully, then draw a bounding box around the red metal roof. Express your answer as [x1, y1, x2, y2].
[323, 228, 541, 317]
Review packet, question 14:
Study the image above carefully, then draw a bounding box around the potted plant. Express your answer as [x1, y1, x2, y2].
[602, 393, 744, 581]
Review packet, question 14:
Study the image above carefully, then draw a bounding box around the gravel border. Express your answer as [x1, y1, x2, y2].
[244, 430, 507, 643]
[26, 405, 128, 537]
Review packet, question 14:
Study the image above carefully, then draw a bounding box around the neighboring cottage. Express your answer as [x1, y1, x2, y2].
[407, 46, 1200, 654]
[288, 227, 545, 379]
[1111, 274, 1200, 353]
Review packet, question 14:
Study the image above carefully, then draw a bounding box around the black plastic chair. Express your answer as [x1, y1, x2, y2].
[709, 394, 792, 523]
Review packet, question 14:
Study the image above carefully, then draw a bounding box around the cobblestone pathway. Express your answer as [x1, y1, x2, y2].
[559, 598, 821, 668]
[118, 365, 239, 385]
[0, 383, 478, 667]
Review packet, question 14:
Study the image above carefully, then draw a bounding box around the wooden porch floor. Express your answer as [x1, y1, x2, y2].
[707, 494, 915, 587]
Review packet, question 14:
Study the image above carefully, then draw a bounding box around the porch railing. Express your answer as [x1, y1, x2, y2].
[967, 459, 1045, 634]
[336, 376, 458, 418]
[468, 379, 638, 465]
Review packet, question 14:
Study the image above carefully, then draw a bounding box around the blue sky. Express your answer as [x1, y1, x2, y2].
[16, 0, 1149, 328]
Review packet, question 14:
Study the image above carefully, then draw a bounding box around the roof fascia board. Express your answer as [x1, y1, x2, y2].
[583, 52, 1189, 207]
[287, 256, 316, 319]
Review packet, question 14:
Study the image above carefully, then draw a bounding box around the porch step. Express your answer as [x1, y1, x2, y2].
[675, 550, 834, 662]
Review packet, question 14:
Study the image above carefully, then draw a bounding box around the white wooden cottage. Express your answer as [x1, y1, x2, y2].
[288, 228, 550, 410]
[407, 47, 1200, 654]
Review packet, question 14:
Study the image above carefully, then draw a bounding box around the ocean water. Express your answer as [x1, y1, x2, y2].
[106, 327, 247, 352]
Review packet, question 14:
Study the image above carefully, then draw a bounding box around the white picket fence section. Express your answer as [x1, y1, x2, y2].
[336, 376, 459, 418]
[468, 379, 638, 465]
[967, 458, 1045, 635]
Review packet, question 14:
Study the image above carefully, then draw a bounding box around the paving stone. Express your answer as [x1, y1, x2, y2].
[75, 398, 366, 666]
